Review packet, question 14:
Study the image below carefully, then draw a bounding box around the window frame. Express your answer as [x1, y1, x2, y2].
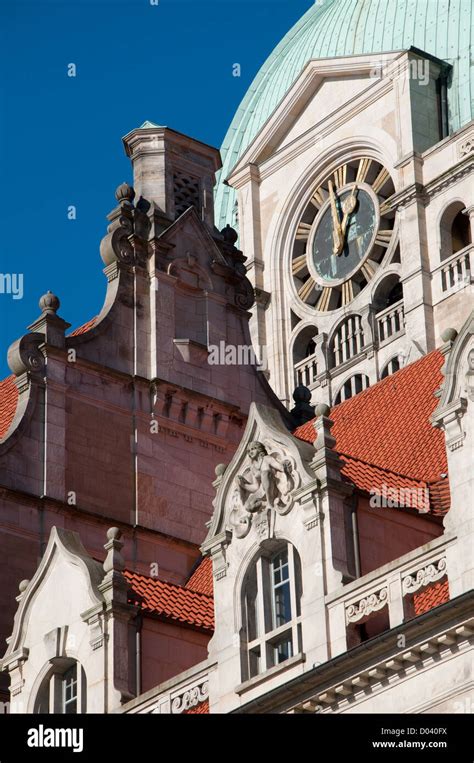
[243, 543, 302, 680]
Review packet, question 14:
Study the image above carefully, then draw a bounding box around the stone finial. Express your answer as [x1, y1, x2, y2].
[215, 463, 227, 478]
[441, 327, 458, 344]
[103, 527, 125, 574]
[39, 291, 60, 315]
[115, 182, 135, 205]
[313, 406, 336, 452]
[18, 579, 29, 593]
[315, 403, 331, 418]
[290, 385, 316, 426]
[221, 224, 238, 246]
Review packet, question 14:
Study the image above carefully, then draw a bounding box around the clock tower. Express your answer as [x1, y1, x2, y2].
[217, 1, 474, 408]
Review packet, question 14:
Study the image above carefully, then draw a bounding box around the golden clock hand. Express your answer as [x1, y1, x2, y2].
[340, 185, 359, 241]
[329, 180, 343, 255]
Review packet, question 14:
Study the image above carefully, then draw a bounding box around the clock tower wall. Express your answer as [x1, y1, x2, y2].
[228, 51, 472, 406]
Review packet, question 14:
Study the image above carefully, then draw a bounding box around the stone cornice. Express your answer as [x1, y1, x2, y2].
[233, 590, 474, 714]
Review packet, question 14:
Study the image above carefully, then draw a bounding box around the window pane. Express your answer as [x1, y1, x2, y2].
[274, 637, 293, 665]
[271, 549, 291, 628]
[62, 664, 78, 715]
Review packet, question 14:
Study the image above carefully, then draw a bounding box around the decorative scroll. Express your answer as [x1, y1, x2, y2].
[171, 680, 209, 714]
[402, 557, 447, 594]
[345, 587, 388, 624]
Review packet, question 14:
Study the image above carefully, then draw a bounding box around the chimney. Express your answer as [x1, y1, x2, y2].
[122, 122, 221, 229]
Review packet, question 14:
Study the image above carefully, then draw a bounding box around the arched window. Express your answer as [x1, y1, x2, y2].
[293, 326, 318, 388]
[440, 202, 472, 261]
[242, 542, 302, 681]
[373, 275, 405, 343]
[380, 356, 401, 379]
[329, 316, 364, 369]
[33, 660, 86, 714]
[334, 374, 370, 405]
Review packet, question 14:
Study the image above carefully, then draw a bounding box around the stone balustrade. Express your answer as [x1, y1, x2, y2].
[294, 353, 318, 389]
[326, 534, 453, 657]
[432, 244, 473, 303]
[376, 299, 405, 345]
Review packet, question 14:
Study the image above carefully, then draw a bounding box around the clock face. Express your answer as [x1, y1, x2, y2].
[291, 158, 396, 311]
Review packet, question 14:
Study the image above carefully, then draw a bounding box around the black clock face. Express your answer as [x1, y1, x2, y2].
[291, 157, 396, 311]
[312, 189, 377, 283]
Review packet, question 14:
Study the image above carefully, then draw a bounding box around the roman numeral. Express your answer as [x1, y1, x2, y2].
[375, 230, 392, 248]
[292, 254, 307, 276]
[379, 198, 393, 217]
[342, 280, 354, 306]
[334, 165, 347, 189]
[316, 287, 332, 312]
[361, 259, 378, 281]
[296, 222, 312, 241]
[310, 187, 326, 209]
[372, 168, 390, 194]
[356, 158, 372, 184]
[298, 277, 316, 303]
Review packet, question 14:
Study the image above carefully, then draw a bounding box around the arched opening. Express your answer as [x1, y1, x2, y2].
[334, 374, 370, 405]
[440, 202, 472, 261]
[293, 326, 318, 388]
[329, 316, 364, 370]
[380, 356, 401, 379]
[373, 275, 405, 344]
[33, 660, 86, 714]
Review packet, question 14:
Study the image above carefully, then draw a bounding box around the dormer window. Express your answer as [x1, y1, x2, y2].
[242, 542, 302, 682]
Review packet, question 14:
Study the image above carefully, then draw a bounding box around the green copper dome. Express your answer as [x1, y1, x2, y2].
[215, 0, 474, 229]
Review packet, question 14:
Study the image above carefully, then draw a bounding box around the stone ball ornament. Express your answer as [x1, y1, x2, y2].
[441, 327, 458, 343]
[39, 291, 60, 315]
[115, 182, 136, 205]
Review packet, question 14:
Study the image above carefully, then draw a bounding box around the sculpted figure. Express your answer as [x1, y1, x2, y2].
[237, 441, 293, 512]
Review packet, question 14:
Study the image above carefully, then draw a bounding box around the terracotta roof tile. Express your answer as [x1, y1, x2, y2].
[68, 317, 97, 337]
[294, 350, 449, 513]
[413, 579, 449, 615]
[186, 557, 213, 596]
[0, 375, 18, 439]
[124, 569, 214, 632]
[184, 699, 209, 714]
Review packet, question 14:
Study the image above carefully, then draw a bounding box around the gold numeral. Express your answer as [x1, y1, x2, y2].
[317, 287, 332, 311]
[342, 280, 354, 305]
[298, 277, 316, 302]
[334, 165, 347, 189]
[372, 168, 390, 194]
[296, 222, 312, 241]
[356, 158, 372, 184]
[375, 230, 392, 248]
[292, 254, 307, 275]
[310, 187, 325, 209]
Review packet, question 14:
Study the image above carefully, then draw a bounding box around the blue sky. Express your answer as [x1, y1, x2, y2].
[0, 0, 312, 377]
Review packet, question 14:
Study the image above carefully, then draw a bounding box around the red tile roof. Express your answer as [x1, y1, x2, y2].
[184, 699, 210, 714]
[0, 376, 18, 439]
[413, 579, 449, 616]
[124, 569, 214, 633]
[186, 557, 213, 596]
[294, 350, 449, 513]
[68, 317, 97, 337]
